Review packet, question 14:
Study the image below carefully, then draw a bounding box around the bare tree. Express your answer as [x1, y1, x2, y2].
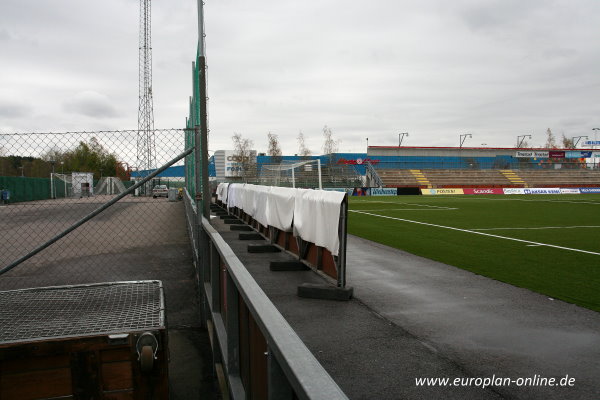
[297, 131, 311, 159]
[561, 134, 574, 148]
[322, 125, 340, 155]
[267, 132, 282, 164]
[544, 128, 557, 148]
[232, 132, 256, 181]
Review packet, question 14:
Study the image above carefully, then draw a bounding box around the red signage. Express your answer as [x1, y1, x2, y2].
[549, 151, 565, 159]
[463, 188, 504, 195]
[337, 158, 380, 165]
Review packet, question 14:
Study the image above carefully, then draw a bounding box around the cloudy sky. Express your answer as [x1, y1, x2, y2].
[1, 0, 599, 155]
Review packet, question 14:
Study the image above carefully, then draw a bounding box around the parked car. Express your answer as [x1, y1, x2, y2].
[152, 185, 168, 198]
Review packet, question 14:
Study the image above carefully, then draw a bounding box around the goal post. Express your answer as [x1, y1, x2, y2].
[260, 159, 322, 189]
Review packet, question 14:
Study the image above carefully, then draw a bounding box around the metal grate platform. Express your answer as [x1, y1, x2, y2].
[0, 280, 164, 345]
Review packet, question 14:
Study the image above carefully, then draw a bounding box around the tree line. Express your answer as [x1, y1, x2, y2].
[0, 138, 128, 180]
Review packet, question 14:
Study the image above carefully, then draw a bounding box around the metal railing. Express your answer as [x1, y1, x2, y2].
[364, 161, 383, 187]
[183, 189, 348, 400]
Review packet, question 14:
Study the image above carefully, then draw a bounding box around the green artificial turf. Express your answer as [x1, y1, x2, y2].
[348, 194, 600, 312]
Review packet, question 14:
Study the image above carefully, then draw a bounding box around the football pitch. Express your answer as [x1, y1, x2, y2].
[348, 194, 600, 312]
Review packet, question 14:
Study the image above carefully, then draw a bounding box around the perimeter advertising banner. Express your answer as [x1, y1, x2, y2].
[523, 188, 561, 194]
[503, 188, 526, 194]
[370, 188, 398, 196]
[463, 188, 504, 195]
[580, 188, 600, 194]
[560, 188, 581, 194]
[422, 188, 464, 195]
[515, 151, 549, 158]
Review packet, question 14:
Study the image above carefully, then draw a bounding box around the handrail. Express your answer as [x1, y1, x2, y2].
[365, 160, 384, 187]
[201, 217, 348, 400]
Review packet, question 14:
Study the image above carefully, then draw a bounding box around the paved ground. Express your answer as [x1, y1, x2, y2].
[211, 214, 600, 400]
[0, 197, 218, 399]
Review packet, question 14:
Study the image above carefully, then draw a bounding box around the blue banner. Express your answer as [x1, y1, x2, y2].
[579, 188, 600, 194]
[370, 188, 397, 196]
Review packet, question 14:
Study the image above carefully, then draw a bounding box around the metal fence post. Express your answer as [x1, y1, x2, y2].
[268, 350, 294, 400]
[226, 273, 240, 374]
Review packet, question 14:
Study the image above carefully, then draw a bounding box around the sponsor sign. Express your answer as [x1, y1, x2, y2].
[370, 188, 397, 196]
[560, 188, 580, 194]
[583, 141, 600, 146]
[503, 188, 526, 195]
[515, 151, 549, 158]
[579, 187, 600, 194]
[592, 152, 600, 159]
[523, 188, 561, 195]
[422, 188, 464, 195]
[337, 157, 380, 165]
[352, 187, 370, 196]
[566, 151, 591, 158]
[224, 150, 257, 177]
[463, 188, 504, 195]
[549, 151, 565, 159]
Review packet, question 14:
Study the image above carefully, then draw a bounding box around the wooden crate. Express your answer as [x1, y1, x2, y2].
[0, 281, 169, 399]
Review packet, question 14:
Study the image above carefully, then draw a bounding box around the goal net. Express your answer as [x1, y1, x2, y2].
[94, 177, 127, 195]
[259, 159, 323, 189]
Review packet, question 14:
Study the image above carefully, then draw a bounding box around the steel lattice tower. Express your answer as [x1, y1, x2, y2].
[137, 0, 156, 176]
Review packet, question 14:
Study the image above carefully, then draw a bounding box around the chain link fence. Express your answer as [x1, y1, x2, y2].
[0, 129, 199, 313]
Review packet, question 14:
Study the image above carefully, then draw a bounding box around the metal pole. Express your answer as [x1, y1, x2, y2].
[198, 56, 210, 218]
[317, 159, 322, 190]
[291, 167, 295, 188]
[197, 0, 205, 57]
[0, 147, 194, 276]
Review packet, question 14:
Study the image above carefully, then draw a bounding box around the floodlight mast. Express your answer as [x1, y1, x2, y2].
[517, 134, 532, 148]
[572, 136, 588, 148]
[399, 132, 408, 146]
[459, 134, 472, 148]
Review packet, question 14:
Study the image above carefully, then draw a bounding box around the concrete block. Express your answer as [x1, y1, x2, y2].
[230, 225, 253, 231]
[247, 244, 281, 253]
[239, 233, 264, 240]
[297, 283, 353, 301]
[270, 261, 310, 271]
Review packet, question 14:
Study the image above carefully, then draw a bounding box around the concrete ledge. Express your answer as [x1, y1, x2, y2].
[230, 225, 253, 232]
[218, 214, 231, 219]
[270, 261, 310, 271]
[247, 244, 281, 253]
[224, 219, 243, 225]
[239, 233, 264, 240]
[297, 283, 354, 301]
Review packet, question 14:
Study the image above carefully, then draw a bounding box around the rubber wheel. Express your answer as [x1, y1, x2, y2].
[140, 345, 154, 373]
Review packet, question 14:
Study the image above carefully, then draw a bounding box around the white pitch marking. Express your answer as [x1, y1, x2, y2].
[350, 208, 458, 211]
[432, 197, 600, 206]
[473, 225, 600, 231]
[350, 210, 600, 256]
[353, 200, 454, 209]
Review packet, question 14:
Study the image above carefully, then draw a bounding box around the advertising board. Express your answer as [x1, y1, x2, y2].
[523, 188, 561, 194]
[422, 188, 464, 195]
[560, 188, 580, 194]
[515, 151, 549, 158]
[503, 188, 526, 195]
[370, 188, 397, 196]
[579, 187, 600, 194]
[463, 188, 504, 195]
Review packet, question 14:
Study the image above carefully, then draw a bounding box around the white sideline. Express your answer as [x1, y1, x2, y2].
[353, 200, 454, 209]
[350, 210, 600, 256]
[433, 197, 600, 206]
[473, 225, 600, 231]
[351, 208, 458, 211]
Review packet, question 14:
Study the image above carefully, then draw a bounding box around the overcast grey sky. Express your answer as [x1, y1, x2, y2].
[1, 0, 599, 155]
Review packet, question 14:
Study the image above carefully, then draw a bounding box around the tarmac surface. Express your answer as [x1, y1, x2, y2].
[0, 197, 218, 399]
[211, 212, 600, 400]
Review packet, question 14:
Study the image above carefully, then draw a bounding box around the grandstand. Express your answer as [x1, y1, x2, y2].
[368, 146, 600, 188]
